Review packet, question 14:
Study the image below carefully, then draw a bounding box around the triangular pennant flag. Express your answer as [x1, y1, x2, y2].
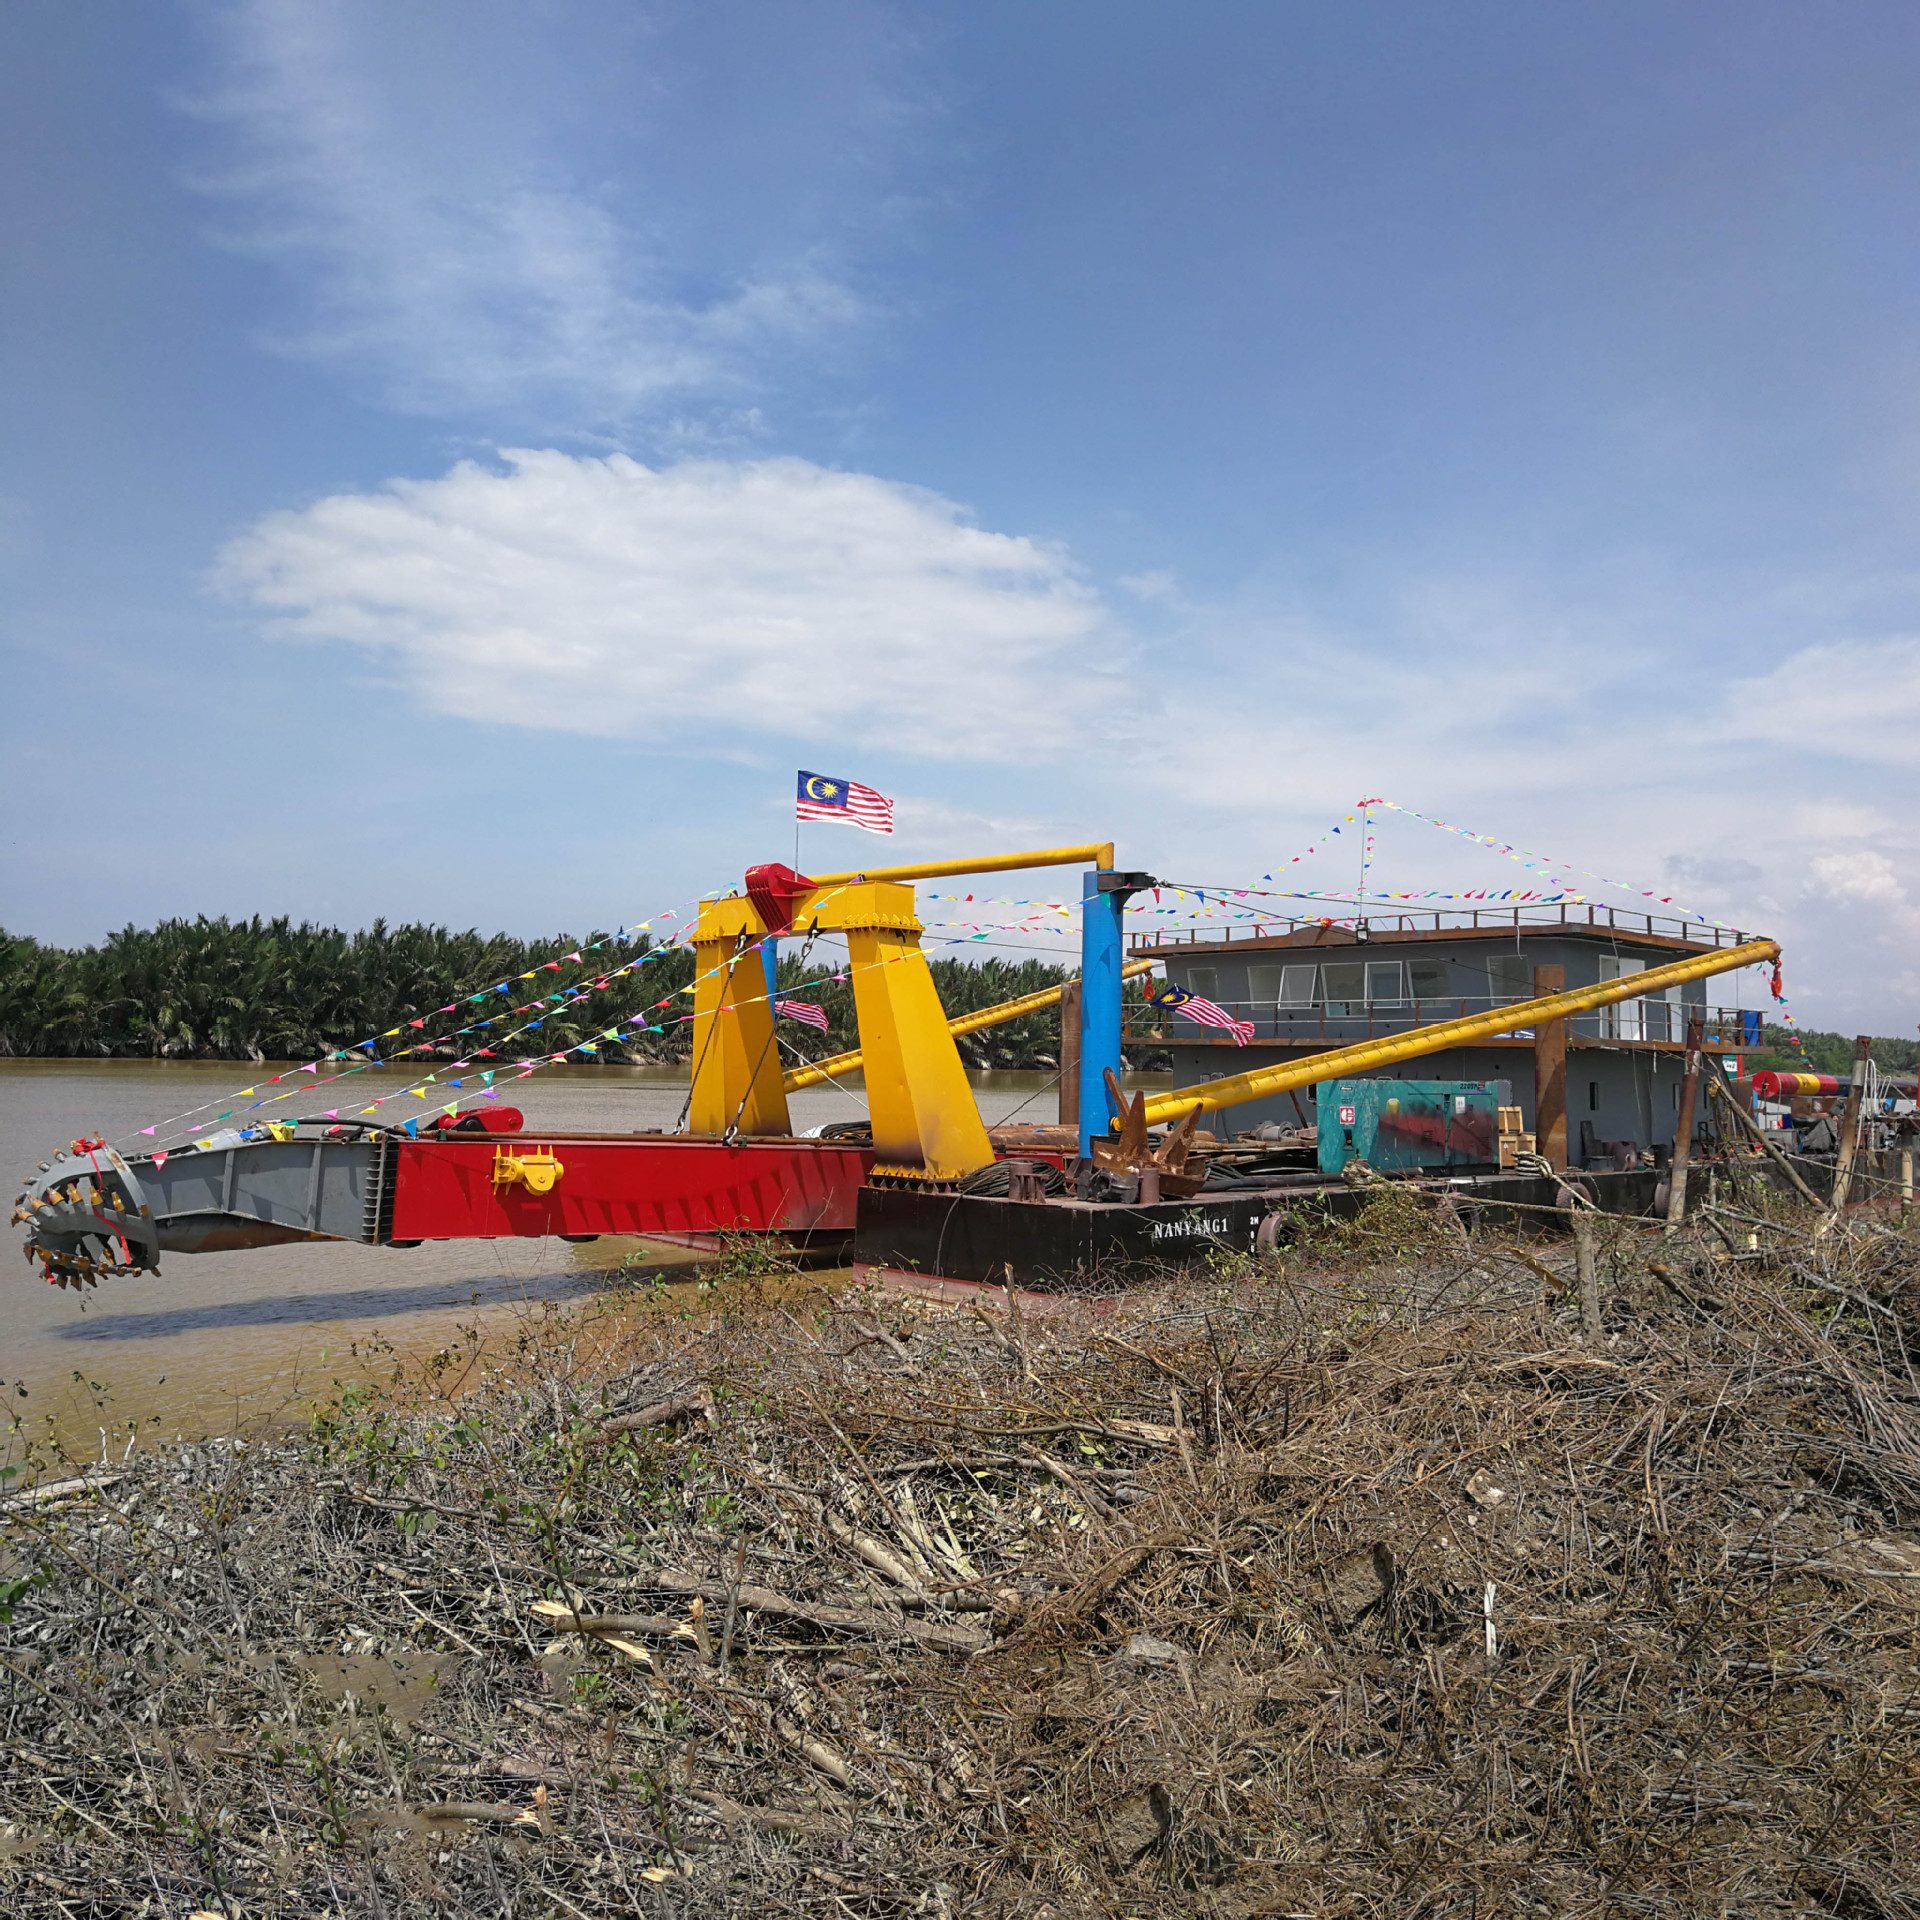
[152, 1151, 167, 1167]
[404, 1119, 419, 1138]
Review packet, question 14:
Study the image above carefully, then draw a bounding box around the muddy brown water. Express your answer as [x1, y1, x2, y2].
[2, 1059, 1139, 1459]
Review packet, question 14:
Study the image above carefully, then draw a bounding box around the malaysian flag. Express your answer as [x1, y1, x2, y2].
[1151, 985, 1255, 1045]
[796, 770, 893, 834]
[776, 999, 831, 1032]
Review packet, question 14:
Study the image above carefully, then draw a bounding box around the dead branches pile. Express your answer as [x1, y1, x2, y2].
[6, 1199, 1920, 1916]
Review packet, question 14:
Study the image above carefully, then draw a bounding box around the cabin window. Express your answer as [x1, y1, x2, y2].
[1408, 958, 1449, 1000]
[1248, 964, 1287, 1010]
[1366, 960, 1406, 1005]
[1589, 1081, 1600, 1111]
[1597, 955, 1647, 1039]
[1278, 964, 1318, 1008]
[1488, 952, 1532, 1000]
[1322, 962, 1365, 1014]
[1187, 966, 1219, 999]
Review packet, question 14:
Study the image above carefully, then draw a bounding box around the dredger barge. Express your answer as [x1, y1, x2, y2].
[13, 841, 1781, 1290]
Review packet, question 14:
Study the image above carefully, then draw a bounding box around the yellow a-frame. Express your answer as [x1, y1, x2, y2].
[687, 843, 1113, 1181]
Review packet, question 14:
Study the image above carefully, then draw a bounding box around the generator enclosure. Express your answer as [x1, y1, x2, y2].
[1318, 1079, 1506, 1176]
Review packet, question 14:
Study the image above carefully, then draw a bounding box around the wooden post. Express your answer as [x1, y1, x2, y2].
[1901, 1147, 1913, 1216]
[1533, 965, 1567, 1171]
[1829, 1033, 1873, 1216]
[1665, 1012, 1704, 1229]
[1574, 1211, 1601, 1344]
[1058, 979, 1081, 1128]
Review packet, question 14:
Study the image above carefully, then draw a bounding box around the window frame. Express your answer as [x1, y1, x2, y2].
[1488, 952, 1532, 1002]
[1321, 961, 1365, 1014]
[1278, 964, 1319, 1008]
[1365, 960, 1407, 1006]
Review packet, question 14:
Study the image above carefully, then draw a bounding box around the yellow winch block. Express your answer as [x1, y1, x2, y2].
[492, 1147, 564, 1195]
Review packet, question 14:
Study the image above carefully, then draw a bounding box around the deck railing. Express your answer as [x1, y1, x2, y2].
[1128, 900, 1748, 955]
[1124, 997, 1764, 1048]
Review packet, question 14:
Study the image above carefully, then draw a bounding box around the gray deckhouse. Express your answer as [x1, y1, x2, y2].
[1130, 903, 1764, 1165]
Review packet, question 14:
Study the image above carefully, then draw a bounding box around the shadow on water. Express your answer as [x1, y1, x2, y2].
[49, 1268, 617, 1342]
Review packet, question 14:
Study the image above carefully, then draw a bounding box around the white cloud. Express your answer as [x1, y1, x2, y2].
[1809, 849, 1906, 905]
[188, 1, 869, 425]
[1726, 637, 1920, 768]
[214, 450, 1110, 757]
[1790, 800, 1892, 840]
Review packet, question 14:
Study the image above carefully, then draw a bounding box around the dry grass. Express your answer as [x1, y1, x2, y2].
[6, 1194, 1920, 1916]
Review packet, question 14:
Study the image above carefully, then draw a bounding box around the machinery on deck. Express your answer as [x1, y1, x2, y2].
[13, 839, 1781, 1289]
[1315, 1080, 1505, 1177]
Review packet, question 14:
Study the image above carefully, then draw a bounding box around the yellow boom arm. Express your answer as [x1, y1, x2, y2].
[782, 958, 1155, 1091]
[1140, 937, 1780, 1127]
[803, 842, 1114, 888]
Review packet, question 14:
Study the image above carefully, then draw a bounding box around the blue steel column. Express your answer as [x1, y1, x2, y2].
[761, 937, 779, 1004]
[1077, 870, 1124, 1158]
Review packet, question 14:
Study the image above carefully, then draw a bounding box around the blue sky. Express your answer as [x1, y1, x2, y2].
[5, 2, 1920, 1028]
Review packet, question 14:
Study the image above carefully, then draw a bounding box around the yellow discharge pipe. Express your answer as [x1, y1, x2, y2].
[783, 958, 1156, 1092]
[1139, 937, 1781, 1127]
[803, 842, 1114, 889]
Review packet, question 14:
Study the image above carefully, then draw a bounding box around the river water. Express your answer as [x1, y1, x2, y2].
[2, 1059, 1086, 1460]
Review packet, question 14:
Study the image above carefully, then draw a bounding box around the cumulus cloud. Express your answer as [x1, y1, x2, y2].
[213, 450, 1111, 756]
[1809, 849, 1906, 905]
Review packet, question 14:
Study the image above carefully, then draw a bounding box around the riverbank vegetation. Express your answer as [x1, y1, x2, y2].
[1751, 1023, 1919, 1076]
[0, 920, 1145, 1071]
[5, 1201, 1919, 1912]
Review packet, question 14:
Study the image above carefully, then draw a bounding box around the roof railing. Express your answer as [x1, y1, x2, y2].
[1127, 899, 1744, 954]
[1123, 996, 1765, 1048]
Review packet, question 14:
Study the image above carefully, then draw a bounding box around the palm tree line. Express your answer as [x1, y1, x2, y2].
[0, 918, 1155, 1070]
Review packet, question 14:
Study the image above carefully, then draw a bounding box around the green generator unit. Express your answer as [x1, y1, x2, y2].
[1317, 1079, 1506, 1176]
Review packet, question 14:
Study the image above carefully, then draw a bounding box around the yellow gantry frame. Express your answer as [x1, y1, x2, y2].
[1137, 937, 1781, 1128]
[690, 844, 1113, 1179]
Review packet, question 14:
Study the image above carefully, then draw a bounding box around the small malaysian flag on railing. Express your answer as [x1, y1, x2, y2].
[777, 999, 831, 1032]
[796, 771, 894, 834]
[1151, 985, 1255, 1045]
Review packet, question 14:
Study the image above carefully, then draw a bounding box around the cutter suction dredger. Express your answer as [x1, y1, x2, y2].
[13, 843, 1124, 1288]
[14, 842, 1780, 1290]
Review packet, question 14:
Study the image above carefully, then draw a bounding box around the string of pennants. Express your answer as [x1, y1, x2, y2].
[129, 880, 852, 1155]
[127, 887, 1107, 1157]
[119, 894, 722, 1151]
[1358, 799, 1800, 1047]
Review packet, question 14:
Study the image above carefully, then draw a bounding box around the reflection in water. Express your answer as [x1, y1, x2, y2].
[47, 1269, 608, 1342]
